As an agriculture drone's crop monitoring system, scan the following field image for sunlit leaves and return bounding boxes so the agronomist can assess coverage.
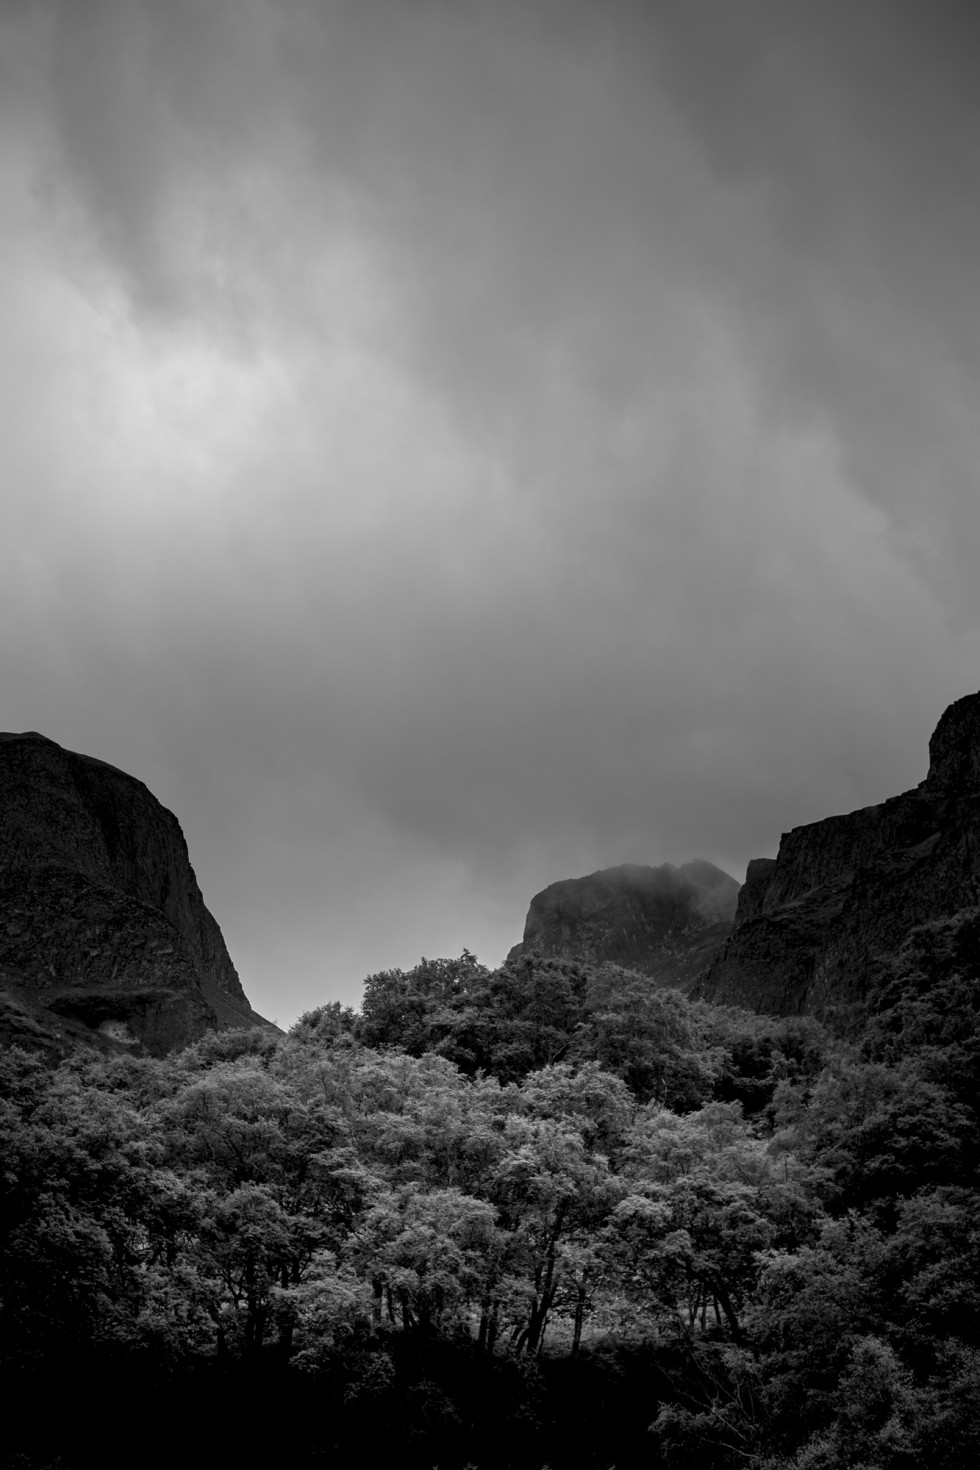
[4,925,980,1470]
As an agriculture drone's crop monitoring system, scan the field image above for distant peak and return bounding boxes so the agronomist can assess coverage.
[514,857,739,987]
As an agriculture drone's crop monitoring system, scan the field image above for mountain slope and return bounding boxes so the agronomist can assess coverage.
[0,731,273,1055]
[700,692,980,1024]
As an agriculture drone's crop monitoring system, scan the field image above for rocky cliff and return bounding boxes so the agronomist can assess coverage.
[700,692,980,1024]
[0,731,272,1055]
[510,859,741,986]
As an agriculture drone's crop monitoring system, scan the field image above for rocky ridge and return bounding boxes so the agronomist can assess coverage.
[0,731,272,1055]
[510,859,741,986]
[700,692,980,1024]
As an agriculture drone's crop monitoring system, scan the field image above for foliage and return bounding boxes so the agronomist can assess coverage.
[3,932,980,1468]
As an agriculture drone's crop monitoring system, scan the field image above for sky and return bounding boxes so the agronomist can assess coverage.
[3,0,980,1027]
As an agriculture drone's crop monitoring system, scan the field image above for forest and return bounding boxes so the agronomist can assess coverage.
[3,912,980,1470]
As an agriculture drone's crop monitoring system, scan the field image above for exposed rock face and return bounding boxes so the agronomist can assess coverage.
[510,859,741,987]
[700,692,980,1024]
[0,731,272,1055]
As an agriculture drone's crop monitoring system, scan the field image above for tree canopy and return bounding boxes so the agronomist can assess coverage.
[3,931,980,1468]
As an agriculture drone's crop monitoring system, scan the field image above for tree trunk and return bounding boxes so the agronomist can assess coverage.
[713,1283,742,1344]
[525,1284,557,1357]
[478,1302,499,1354]
[571,1281,586,1358]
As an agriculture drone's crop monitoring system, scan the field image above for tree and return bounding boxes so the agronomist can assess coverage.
[346,1184,500,1338]
[884,1186,980,1349]
[357,953,490,1055]
[790,1058,976,1210]
[518,1061,634,1158]
[577,965,714,1108]
[487,1114,623,1355]
[747,1214,887,1448]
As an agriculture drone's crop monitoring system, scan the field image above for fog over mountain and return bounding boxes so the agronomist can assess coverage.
[2,0,980,1025]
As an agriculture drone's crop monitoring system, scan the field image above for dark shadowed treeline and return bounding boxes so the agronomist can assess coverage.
[3,921,980,1469]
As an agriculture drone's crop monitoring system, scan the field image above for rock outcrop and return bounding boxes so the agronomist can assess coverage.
[0,731,272,1056]
[700,692,980,1024]
[510,859,741,987]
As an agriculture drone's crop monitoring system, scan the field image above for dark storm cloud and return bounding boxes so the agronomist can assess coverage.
[1,0,978,1020]
[638,0,980,589]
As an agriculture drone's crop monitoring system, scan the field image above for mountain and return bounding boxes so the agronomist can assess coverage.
[699,691,980,1025]
[0,731,273,1056]
[509,859,741,986]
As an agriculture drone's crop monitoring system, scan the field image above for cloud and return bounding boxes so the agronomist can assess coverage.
[1,1,978,1018]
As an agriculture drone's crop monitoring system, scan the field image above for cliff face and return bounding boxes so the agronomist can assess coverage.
[511,859,740,987]
[700,692,980,1023]
[0,731,272,1055]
